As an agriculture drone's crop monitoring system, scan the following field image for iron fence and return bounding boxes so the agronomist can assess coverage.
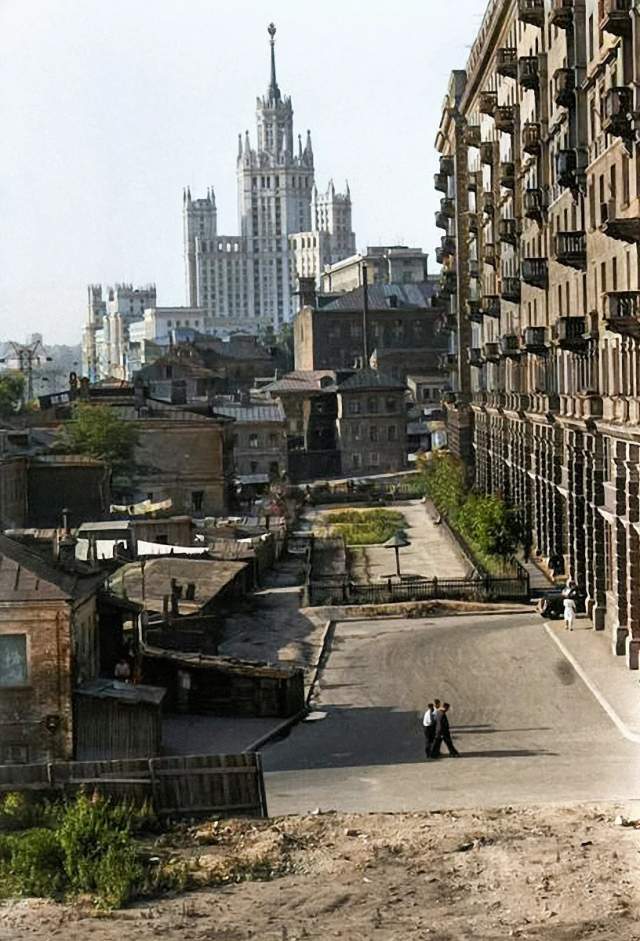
[307,572,529,607]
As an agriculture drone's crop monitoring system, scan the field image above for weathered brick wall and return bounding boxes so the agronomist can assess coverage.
[0,458,27,529]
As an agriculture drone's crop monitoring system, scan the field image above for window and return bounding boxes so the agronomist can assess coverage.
[353,423,361,441]
[386,397,397,413]
[268,433,279,447]
[0,634,28,687]
[388,425,397,442]
[369,452,379,466]
[348,400,361,415]
[249,433,259,448]
[367,396,379,413]
[269,461,279,477]
[369,425,378,442]
[1,744,29,764]
[191,490,204,512]
[352,454,361,470]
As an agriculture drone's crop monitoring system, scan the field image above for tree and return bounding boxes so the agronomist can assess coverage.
[57,403,138,470]
[0,372,25,418]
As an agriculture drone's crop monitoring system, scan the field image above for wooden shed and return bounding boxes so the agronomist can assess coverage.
[74,679,166,760]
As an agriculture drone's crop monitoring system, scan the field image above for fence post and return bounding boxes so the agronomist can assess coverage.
[255,752,269,818]
[148,758,159,812]
[46,762,55,790]
[433,575,438,598]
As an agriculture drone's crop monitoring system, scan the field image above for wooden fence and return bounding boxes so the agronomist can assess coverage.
[0,752,267,818]
[307,572,530,607]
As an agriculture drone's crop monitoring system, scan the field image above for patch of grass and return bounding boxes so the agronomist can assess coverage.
[318,509,407,546]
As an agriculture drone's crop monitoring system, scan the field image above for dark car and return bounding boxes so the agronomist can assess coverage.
[536,585,584,619]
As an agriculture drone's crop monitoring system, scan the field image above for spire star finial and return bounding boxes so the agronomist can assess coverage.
[268,22,276,41]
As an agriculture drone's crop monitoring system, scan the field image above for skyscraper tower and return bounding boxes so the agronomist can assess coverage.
[184,24,345,333]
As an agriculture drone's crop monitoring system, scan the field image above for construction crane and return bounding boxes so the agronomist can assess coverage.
[0,338,52,402]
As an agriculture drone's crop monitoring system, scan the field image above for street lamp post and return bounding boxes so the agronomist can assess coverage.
[383,530,411,580]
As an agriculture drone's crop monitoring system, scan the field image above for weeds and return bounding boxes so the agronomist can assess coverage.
[319,509,406,545]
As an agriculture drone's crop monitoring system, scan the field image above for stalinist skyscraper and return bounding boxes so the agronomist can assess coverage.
[183,24,355,332]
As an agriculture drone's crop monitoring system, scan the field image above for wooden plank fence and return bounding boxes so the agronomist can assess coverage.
[0,752,267,818]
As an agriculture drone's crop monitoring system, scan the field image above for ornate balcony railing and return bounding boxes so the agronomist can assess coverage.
[496,47,518,79]
[440,197,455,218]
[434,172,448,193]
[483,243,498,268]
[602,87,633,139]
[519,0,545,27]
[467,301,483,323]
[600,0,632,37]
[501,278,521,303]
[604,291,640,336]
[440,155,454,176]
[524,187,545,219]
[468,348,484,368]
[465,124,481,148]
[550,0,574,29]
[482,191,495,216]
[523,326,548,354]
[435,211,449,230]
[467,170,481,193]
[441,235,456,257]
[480,141,495,165]
[499,161,515,189]
[554,68,575,109]
[469,258,480,279]
[522,258,548,288]
[483,294,502,317]
[499,335,521,358]
[494,106,516,134]
[483,342,500,363]
[554,316,587,351]
[556,149,577,188]
[467,211,479,235]
[522,122,542,155]
[519,56,539,91]
[479,90,498,115]
[499,218,518,245]
[554,231,586,269]
[600,204,640,243]
[439,270,457,296]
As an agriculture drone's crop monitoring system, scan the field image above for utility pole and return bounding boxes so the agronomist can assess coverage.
[3,339,50,402]
[362,262,369,367]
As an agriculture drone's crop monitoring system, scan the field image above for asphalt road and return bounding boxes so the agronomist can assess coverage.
[263,614,640,814]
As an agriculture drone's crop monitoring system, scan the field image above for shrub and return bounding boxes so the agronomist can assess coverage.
[320,509,406,545]
[0,829,66,899]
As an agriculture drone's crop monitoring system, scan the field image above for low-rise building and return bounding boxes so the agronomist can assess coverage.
[211,398,288,484]
[321,246,430,293]
[336,370,407,476]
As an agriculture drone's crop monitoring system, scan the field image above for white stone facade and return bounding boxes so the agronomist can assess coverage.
[82,283,156,381]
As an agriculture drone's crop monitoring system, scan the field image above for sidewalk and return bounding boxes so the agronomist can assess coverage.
[545,619,640,742]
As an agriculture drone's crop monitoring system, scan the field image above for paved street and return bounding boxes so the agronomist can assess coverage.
[263,613,640,813]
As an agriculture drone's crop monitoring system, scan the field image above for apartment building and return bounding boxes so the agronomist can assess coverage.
[435,0,640,667]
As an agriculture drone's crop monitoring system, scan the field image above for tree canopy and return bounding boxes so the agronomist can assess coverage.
[57,403,138,469]
[0,372,25,418]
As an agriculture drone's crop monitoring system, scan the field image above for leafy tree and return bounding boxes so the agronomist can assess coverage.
[0,372,25,418]
[457,494,523,558]
[421,451,467,517]
[57,403,138,470]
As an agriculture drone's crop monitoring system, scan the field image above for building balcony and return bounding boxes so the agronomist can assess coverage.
[467,170,481,193]
[440,196,455,218]
[604,291,640,336]
[481,191,495,216]
[483,342,501,363]
[522,258,548,288]
[556,149,577,188]
[435,247,446,265]
[554,231,586,269]
[522,326,548,354]
[499,161,515,189]
[519,56,539,91]
[494,106,516,134]
[440,155,454,176]
[498,217,518,245]
[600,205,640,243]
[554,316,587,351]
[469,258,480,279]
[554,68,575,108]
[467,211,479,235]
[519,0,545,27]
[439,270,457,296]
[439,311,458,332]
[434,172,448,193]
[468,348,484,368]
[435,211,449,230]
[501,278,521,303]
[524,187,545,220]
[430,293,443,309]
[601,0,632,37]
[467,300,483,323]
[602,87,633,139]
[438,352,458,371]
[483,243,498,268]
[480,141,495,165]
[522,122,542,155]
[496,47,518,79]
[506,392,531,412]
[550,0,574,28]
[479,90,498,115]
[499,334,521,358]
[483,294,502,317]
[465,124,481,148]
[441,235,456,256]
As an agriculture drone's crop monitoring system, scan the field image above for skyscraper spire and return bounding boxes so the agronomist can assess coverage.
[267,23,281,103]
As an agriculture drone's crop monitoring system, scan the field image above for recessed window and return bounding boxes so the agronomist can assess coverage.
[0,634,28,687]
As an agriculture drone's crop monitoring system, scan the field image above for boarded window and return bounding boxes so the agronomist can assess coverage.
[0,634,28,687]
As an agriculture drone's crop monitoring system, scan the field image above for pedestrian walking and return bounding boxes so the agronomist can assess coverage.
[431,702,460,758]
[563,594,576,631]
[422,698,440,758]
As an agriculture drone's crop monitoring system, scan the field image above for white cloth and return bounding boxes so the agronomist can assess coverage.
[563,598,576,620]
[423,709,435,727]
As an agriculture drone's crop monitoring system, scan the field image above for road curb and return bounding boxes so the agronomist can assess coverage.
[244,619,334,753]
[544,623,640,744]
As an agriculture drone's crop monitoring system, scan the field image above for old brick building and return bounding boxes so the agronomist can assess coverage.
[435,0,640,666]
[293,281,447,381]
[336,370,407,476]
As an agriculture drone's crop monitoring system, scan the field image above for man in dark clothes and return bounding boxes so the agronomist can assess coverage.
[422,698,440,758]
[431,702,460,758]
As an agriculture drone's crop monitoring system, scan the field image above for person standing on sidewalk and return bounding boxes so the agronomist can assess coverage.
[563,594,577,631]
[431,703,460,758]
[422,698,440,758]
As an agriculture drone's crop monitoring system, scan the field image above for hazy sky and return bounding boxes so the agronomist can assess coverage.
[0,0,486,344]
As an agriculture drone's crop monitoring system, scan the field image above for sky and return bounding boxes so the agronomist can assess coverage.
[0,0,487,345]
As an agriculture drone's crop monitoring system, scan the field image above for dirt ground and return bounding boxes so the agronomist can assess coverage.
[2,804,640,940]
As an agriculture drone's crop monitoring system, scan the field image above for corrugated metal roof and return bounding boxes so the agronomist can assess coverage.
[321,281,436,312]
[211,402,285,423]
